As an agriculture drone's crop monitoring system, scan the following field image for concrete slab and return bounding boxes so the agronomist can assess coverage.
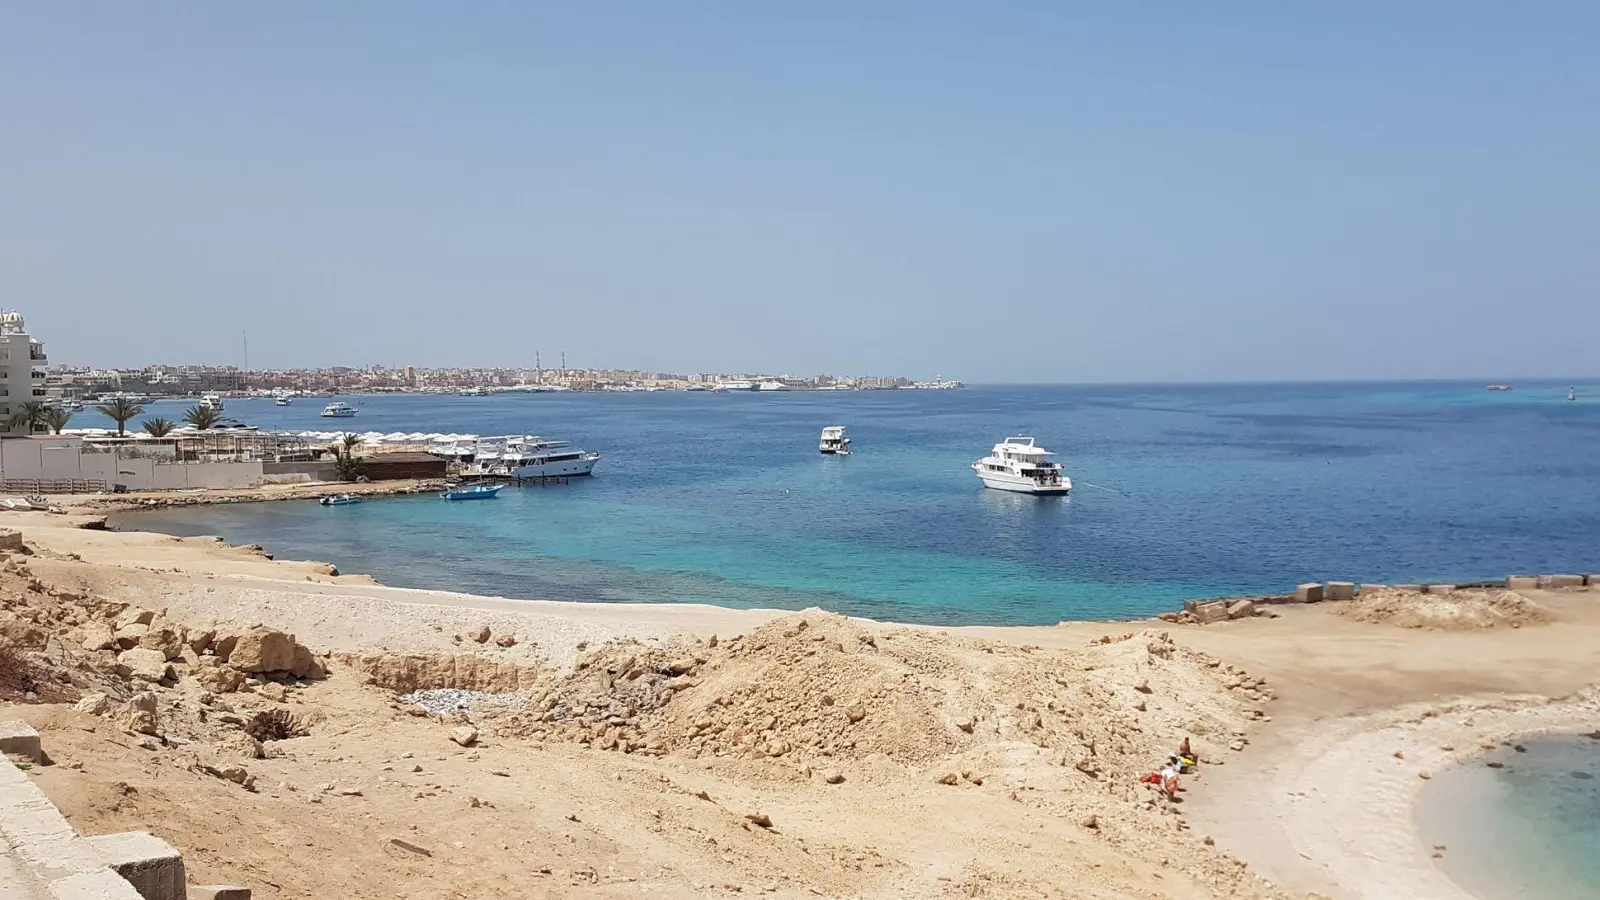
[1587,575,1600,587]
[1392,584,1422,592]
[1325,581,1355,602]
[1544,574,1584,589]
[0,757,141,899]
[84,834,183,900]
[1194,601,1230,624]
[1425,584,1456,594]
[1295,583,1324,603]
[1506,575,1540,590]
[1359,584,1387,594]
[0,721,42,764]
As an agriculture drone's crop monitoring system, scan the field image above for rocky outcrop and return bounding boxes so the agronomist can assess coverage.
[333,652,546,694]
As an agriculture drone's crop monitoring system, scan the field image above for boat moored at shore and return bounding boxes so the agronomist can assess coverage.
[441,483,503,501]
[972,436,1071,495]
[463,435,601,479]
[319,493,361,506]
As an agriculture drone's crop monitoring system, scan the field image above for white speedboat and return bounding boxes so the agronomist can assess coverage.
[464,435,600,479]
[200,393,225,411]
[320,401,358,418]
[972,436,1071,495]
[819,425,851,455]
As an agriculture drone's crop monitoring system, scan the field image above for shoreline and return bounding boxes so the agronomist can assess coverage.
[8,505,1600,898]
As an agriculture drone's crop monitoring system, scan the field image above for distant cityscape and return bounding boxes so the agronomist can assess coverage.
[45,363,961,399]
[9,311,959,415]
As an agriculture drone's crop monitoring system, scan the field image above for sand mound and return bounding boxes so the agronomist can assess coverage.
[1337,587,1553,630]
[484,610,1264,783]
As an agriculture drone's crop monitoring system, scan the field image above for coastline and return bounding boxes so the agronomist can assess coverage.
[6,503,1600,898]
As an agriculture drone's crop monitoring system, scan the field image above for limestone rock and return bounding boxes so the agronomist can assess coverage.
[123,709,159,736]
[495,635,518,648]
[138,625,186,661]
[113,623,149,650]
[127,691,158,714]
[193,657,244,693]
[213,733,264,760]
[450,726,479,747]
[228,627,297,673]
[115,608,154,628]
[257,682,287,703]
[74,692,111,715]
[116,648,174,683]
[469,625,491,644]
[820,768,844,784]
[187,628,217,654]
[1226,600,1256,619]
[289,643,325,679]
[81,624,116,652]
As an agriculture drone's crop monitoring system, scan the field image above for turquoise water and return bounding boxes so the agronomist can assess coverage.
[1416,735,1600,898]
[109,381,1600,624]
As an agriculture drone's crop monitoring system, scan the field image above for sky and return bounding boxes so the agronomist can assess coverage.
[2,3,1597,382]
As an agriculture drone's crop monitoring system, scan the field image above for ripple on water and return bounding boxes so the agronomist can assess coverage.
[1415,734,1600,899]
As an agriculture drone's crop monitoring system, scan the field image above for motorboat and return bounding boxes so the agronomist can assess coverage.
[441,483,503,501]
[321,401,359,418]
[1570,387,1578,402]
[464,435,600,479]
[758,381,789,391]
[1486,385,1513,392]
[199,393,225,411]
[971,436,1071,495]
[319,493,361,506]
[819,425,851,455]
[275,393,292,406]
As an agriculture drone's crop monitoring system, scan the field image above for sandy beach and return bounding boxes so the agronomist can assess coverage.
[3,506,1599,898]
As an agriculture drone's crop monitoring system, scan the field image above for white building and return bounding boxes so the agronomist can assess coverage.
[0,311,49,436]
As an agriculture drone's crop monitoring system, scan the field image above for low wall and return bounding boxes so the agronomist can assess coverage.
[0,441,264,492]
[261,461,336,484]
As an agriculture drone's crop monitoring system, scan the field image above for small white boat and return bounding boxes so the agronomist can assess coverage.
[441,483,503,501]
[972,436,1071,495]
[275,395,292,406]
[200,393,225,411]
[319,493,361,506]
[819,425,851,455]
[321,401,359,418]
[1569,387,1578,402]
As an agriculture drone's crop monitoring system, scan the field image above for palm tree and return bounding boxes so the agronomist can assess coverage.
[7,401,49,435]
[183,404,222,430]
[333,432,364,482]
[143,417,176,438]
[95,398,145,437]
[41,408,72,434]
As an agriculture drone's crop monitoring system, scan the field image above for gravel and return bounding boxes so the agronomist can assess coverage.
[401,689,531,717]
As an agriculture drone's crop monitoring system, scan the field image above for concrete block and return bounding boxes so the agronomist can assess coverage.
[1392,584,1422,592]
[1359,584,1387,594]
[1587,575,1600,587]
[0,529,22,553]
[1294,583,1323,603]
[0,721,41,764]
[1325,581,1356,602]
[189,888,250,900]
[1506,575,1540,591]
[1426,584,1456,594]
[1194,601,1230,624]
[1545,574,1584,589]
[1226,599,1256,619]
[86,833,184,900]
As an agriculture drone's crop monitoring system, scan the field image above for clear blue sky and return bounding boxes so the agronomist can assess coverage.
[3,3,1596,381]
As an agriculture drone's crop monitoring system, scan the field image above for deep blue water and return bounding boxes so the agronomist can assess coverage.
[106,381,1600,625]
[1417,735,1600,898]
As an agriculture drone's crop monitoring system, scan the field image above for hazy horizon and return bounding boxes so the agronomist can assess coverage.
[5,4,1598,381]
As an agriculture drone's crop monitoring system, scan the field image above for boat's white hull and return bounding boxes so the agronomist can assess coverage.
[321,411,357,418]
[974,469,1071,495]
[509,455,600,479]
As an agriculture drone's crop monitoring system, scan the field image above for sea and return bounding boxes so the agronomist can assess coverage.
[102,380,1600,626]
[1415,734,1600,898]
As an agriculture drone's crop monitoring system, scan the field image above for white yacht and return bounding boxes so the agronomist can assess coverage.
[713,380,758,392]
[464,435,600,479]
[971,436,1071,495]
[757,380,789,391]
[199,393,225,411]
[275,396,292,406]
[819,425,851,455]
[320,401,359,418]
